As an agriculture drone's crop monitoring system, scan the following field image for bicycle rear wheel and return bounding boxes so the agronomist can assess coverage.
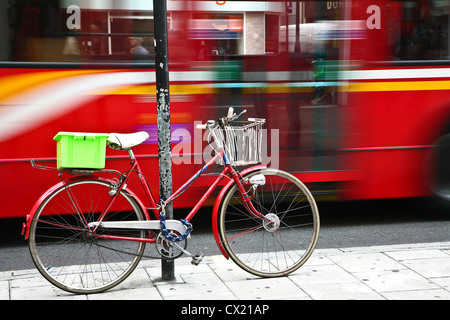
[218,168,319,277]
[28,179,147,294]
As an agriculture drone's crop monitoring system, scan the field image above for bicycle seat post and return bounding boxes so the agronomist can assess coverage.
[128,148,136,160]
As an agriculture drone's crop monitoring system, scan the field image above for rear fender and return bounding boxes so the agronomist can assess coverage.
[211,165,267,259]
[22,175,149,239]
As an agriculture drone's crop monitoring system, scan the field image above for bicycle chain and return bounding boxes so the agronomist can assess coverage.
[90,239,179,260]
[87,201,193,259]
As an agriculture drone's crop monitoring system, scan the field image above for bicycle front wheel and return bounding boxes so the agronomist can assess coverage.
[218,168,319,277]
[28,179,147,294]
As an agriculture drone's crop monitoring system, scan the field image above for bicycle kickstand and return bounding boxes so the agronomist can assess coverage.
[171,242,204,266]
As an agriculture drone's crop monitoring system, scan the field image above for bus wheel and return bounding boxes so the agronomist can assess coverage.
[425,133,450,213]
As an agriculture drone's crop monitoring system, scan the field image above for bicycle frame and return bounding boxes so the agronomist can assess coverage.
[96,146,267,231]
[23,145,268,260]
[87,149,230,241]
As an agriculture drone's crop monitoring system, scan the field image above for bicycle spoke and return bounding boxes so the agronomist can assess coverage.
[219,169,319,277]
[29,179,146,294]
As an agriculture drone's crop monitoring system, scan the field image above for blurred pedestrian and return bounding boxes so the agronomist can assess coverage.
[129,37,149,55]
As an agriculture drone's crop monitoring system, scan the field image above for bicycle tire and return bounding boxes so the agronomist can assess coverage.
[218,168,319,277]
[28,179,147,294]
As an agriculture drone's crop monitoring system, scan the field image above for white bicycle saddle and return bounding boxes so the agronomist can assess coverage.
[107,131,149,150]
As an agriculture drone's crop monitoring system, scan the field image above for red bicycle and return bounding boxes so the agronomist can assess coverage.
[22,108,319,294]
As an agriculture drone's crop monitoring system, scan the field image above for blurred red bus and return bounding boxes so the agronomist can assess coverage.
[0,0,449,219]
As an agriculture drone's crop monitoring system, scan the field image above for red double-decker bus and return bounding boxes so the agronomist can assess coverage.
[0,0,449,219]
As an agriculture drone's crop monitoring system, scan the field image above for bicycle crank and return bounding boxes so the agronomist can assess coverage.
[156,231,204,265]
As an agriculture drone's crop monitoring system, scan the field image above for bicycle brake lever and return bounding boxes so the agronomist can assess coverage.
[220,109,247,126]
[234,109,247,119]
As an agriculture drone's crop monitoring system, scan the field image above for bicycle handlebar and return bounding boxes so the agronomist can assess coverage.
[196,107,248,130]
[227,107,234,118]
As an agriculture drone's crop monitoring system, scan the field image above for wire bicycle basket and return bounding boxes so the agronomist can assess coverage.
[212,118,265,166]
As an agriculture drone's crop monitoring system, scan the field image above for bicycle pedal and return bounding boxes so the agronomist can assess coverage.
[191,254,204,266]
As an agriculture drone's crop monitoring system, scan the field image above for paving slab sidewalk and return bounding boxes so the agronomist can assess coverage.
[1,242,449,301]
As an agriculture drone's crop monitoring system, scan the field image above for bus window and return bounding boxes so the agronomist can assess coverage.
[395,0,449,60]
[1,0,155,63]
[109,14,154,57]
[189,12,243,62]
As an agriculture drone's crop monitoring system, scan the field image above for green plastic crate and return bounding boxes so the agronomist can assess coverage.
[54,132,109,169]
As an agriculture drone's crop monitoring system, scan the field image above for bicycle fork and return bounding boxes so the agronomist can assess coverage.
[230,170,271,223]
